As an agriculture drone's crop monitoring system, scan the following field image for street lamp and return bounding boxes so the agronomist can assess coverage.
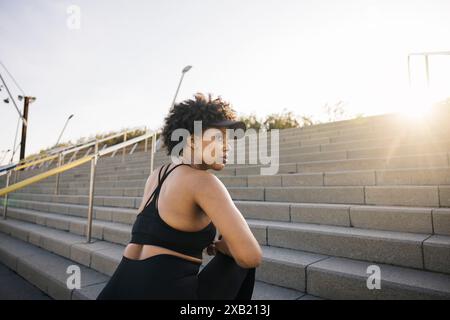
[169,65,192,112]
[0,74,27,126]
[155,65,193,151]
[55,114,74,147]
[17,96,36,164]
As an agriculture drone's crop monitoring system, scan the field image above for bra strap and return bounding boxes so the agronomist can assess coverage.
[153,163,191,208]
[142,163,190,210]
[162,163,191,180]
[142,164,169,210]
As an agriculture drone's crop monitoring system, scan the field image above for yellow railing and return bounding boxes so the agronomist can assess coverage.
[0,129,158,243]
[1,126,151,188]
[0,156,93,197]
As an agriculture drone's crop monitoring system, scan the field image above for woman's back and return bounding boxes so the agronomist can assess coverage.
[126,163,217,263]
[152,163,215,232]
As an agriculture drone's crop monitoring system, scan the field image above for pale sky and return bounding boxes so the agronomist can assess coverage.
[1,0,450,164]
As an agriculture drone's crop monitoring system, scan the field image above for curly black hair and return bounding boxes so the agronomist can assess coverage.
[161,92,238,155]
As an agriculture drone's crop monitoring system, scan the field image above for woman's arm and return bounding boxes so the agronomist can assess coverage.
[192,171,262,268]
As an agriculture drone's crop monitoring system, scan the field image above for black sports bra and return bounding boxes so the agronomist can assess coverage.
[130,163,217,259]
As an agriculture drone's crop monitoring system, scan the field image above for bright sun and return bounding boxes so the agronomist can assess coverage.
[398,89,435,121]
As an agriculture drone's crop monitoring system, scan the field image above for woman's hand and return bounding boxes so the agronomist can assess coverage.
[206,243,217,256]
[206,235,232,257]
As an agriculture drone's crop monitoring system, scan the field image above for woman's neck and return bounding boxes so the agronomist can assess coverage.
[178,154,209,170]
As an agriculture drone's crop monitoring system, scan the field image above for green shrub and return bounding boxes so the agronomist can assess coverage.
[264,110,300,130]
[238,114,263,130]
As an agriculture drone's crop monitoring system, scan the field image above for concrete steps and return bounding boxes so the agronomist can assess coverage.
[12,167,450,192]
[0,221,309,300]
[3,205,450,274]
[4,196,450,233]
[4,198,450,235]
[6,178,450,207]
[0,232,108,300]
[1,109,450,299]
[9,151,450,188]
[6,130,450,182]
[0,217,448,299]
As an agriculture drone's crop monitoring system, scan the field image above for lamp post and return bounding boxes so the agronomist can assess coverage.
[17,96,36,165]
[55,114,74,147]
[0,73,27,126]
[170,65,192,112]
[155,65,192,151]
[0,65,32,168]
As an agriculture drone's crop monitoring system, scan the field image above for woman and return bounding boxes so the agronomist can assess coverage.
[97,93,262,300]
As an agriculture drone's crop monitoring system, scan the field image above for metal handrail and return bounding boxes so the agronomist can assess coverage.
[6,126,146,173]
[61,126,145,157]
[0,132,156,196]
[14,154,59,171]
[1,129,158,243]
[3,126,147,187]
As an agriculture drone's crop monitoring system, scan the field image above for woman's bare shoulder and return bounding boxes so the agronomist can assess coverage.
[143,164,168,190]
[184,167,221,185]
[184,169,230,201]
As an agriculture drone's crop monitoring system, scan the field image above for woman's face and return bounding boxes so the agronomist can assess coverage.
[187,127,231,171]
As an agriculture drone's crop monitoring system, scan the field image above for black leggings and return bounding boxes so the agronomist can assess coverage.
[96,251,256,300]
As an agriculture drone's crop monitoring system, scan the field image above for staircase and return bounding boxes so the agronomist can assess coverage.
[1,107,450,300]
